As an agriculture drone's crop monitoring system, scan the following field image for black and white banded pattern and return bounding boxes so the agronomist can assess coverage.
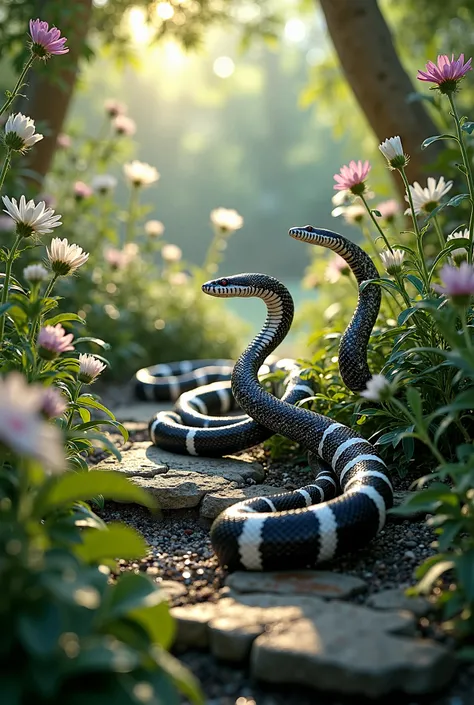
[203,263,391,571]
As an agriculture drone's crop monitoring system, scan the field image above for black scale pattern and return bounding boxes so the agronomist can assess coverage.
[203,227,393,571]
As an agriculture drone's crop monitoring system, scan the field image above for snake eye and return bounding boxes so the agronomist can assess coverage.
[219,278,229,286]
[305,225,314,232]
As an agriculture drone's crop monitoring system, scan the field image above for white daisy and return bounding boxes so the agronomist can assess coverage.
[4,113,43,152]
[360,374,395,402]
[91,174,117,194]
[162,244,182,262]
[378,136,409,169]
[210,208,244,232]
[47,238,89,276]
[123,160,160,187]
[2,195,62,237]
[405,176,453,215]
[23,263,49,283]
[380,249,405,276]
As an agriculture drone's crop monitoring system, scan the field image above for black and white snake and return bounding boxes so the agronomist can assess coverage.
[135,226,392,570]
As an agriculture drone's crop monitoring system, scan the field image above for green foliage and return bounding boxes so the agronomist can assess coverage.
[0,459,202,705]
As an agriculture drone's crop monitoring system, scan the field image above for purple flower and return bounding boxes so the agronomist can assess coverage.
[433,262,474,305]
[334,160,371,195]
[29,19,69,59]
[417,54,472,92]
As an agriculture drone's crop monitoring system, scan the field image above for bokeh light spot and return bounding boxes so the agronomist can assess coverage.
[213,56,235,79]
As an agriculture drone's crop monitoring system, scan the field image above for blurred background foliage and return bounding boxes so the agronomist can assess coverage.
[2,0,474,373]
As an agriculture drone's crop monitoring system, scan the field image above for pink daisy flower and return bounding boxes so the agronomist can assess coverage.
[38,324,74,359]
[334,160,371,195]
[417,54,472,92]
[433,262,474,305]
[29,19,69,59]
[74,181,93,200]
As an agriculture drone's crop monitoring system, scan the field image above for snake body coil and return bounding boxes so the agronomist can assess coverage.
[201,227,391,571]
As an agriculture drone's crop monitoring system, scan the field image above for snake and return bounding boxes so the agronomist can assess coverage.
[199,226,391,570]
[135,350,315,457]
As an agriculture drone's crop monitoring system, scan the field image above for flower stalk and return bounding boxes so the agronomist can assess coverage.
[0,56,35,116]
[0,233,22,342]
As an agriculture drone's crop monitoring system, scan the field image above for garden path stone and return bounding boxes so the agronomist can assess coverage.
[367,588,431,617]
[171,594,455,697]
[225,570,367,599]
[95,443,264,509]
[200,485,286,520]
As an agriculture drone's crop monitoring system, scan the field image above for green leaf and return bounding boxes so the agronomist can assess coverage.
[44,313,85,326]
[406,387,424,425]
[445,193,470,207]
[417,559,455,594]
[18,601,62,656]
[153,646,204,704]
[77,395,118,421]
[455,550,474,601]
[0,302,13,317]
[34,470,158,517]
[74,336,111,349]
[421,134,456,149]
[75,523,148,563]
[398,307,418,326]
[405,275,424,294]
[461,121,474,134]
[106,572,164,620]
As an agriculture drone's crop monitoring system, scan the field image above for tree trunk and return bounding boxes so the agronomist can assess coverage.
[318,0,441,195]
[22,0,93,191]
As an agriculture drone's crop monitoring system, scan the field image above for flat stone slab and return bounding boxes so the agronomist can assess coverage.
[200,485,286,520]
[225,570,367,600]
[171,594,455,697]
[95,443,264,509]
[367,588,431,617]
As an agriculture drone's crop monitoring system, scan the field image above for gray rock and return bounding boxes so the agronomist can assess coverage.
[145,444,264,484]
[158,580,188,600]
[171,594,455,696]
[367,588,431,617]
[131,471,235,509]
[95,443,265,509]
[201,485,286,520]
[225,570,367,600]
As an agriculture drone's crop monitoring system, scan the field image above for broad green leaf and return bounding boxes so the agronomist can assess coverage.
[77,395,118,421]
[130,598,175,650]
[74,523,148,563]
[34,470,157,516]
[44,313,85,326]
[153,646,204,704]
[455,550,474,602]
[421,134,456,149]
[105,572,164,620]
[406,387,423,424]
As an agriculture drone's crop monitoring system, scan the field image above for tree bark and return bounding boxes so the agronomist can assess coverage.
[22,0,93,191]
[318,0,441,195]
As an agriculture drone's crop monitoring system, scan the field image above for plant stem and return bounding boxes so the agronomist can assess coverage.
[433,216,446,251]
[0,149,12,192]
[0,56,35,116]
[30,274,59,343]
[0,232,22,342]
[447,93,474,264]
[359,193,394,252]
[66,383,82,430]
[398,167,430,292]
[460,306,473,353]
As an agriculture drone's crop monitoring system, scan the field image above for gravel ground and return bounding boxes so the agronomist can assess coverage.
[98,432,474,705]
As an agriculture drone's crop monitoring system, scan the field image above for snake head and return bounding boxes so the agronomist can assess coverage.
[289,225,342,244]
[202,273,286,298]
[202,274,257,298]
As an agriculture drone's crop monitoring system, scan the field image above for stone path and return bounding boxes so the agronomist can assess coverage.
[171,574,454,698]
[98,400,457,699]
